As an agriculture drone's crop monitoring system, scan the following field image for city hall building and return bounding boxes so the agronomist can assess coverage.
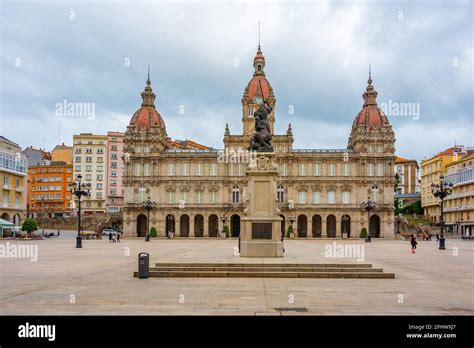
[122,46,396,238]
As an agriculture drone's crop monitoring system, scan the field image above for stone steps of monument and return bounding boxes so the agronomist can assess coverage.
[134,270,395,279]
[149,266,383,272]
[153,262,373,268]
[133,262,395,278]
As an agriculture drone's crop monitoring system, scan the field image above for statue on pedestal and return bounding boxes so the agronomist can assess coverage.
[248,100,273,152]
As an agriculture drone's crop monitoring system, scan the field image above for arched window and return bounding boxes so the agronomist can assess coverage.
[277,185,284,203]
[232,185,240,203]
[139,185,146,203]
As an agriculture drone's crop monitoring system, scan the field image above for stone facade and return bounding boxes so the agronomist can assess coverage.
[123,47,396,238]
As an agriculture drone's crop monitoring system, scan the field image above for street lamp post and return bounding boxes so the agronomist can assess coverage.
[395,214,402,237]
[288,214,296,238]
[431,175,453,250]
[341,215,350,238]
[142,197,156,242]
[71,174,91,248]
[220,213,227,238]
[361,197,376,242]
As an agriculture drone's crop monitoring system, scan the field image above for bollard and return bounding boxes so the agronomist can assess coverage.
[138,252,149,279]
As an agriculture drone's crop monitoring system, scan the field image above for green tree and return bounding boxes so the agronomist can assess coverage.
[223,225,230,238]
[149,227,157,237]
[21,218,37,236]
[360,227,367,238]
[287,224,293,238]
[402,201,423,215]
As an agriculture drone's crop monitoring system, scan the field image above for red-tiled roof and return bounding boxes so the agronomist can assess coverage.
[247,76,271,100]
[130,106,166,130]
[355,105,387,130]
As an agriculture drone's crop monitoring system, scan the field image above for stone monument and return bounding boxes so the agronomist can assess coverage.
[240,97,283,257]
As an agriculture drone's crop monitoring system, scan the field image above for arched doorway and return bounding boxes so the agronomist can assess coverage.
[341,215,351,237]
[13,214,21,226]
[326,215,336,238]
[297,215,307,238]
[280,214,286,238]
[180,214,190,237]
[370,215,381,238]
[166,214,175,237]
[194,214,204,237]
[230,214,240,237]
[1,213,10,221]
[208,214,219,237]
[137,214,147,237]
[312,215,322,238]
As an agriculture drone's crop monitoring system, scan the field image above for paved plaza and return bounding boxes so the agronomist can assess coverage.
[0,231,473,315]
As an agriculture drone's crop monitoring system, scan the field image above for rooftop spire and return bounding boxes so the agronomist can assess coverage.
[141,65,156,107]
[147,64,151,85]
[253,23,265,76]
[258,22,261,51]
[363,65,377,106]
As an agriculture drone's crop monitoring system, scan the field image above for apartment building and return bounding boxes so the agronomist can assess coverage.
[106,132,124,213]
[0,136,27,226]
[28,161,74,218]
[73,133,108,215]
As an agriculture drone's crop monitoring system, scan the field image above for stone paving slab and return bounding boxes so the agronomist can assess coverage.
[0,231,473,315]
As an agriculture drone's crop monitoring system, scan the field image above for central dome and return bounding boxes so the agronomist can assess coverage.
[246,76,271,100]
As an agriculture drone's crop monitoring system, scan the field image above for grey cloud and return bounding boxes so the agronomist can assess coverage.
[0,0,472,161]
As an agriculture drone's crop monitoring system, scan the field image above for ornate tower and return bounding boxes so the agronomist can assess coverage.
[348,70,395,155]
[124,71,169,158]
[241,45,276,138]
[122,71,169,237]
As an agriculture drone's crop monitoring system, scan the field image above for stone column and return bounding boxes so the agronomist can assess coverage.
[307,216,313,238]
[321,214,327,238]
[175,216,181,237]
[189,215,195,237]
[218,219,224,237]
[336,216,342,238]
[203,215,209,237]
[159,218,166,237]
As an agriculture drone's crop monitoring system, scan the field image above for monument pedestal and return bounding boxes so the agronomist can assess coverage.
[240,152,283,258]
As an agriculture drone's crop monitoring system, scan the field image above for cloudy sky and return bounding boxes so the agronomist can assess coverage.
[0,0,472,163]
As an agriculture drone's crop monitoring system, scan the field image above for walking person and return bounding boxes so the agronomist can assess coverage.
[109,231,113,243]
[410,234,417,254]
[436,233,439,242]
[116,232,121,242]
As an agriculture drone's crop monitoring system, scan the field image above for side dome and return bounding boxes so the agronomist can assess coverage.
[130,106,166,130]
[352,74,389,131]
[129,75,166,130]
